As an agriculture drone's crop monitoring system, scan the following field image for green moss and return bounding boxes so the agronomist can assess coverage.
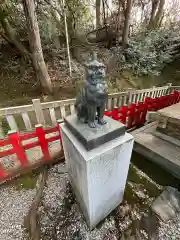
[1,116,10,135]
[1,114,26,135]
[127,164,161,198]
[124,183,140,205]
[14,173,38,190]
[127,164,141,183]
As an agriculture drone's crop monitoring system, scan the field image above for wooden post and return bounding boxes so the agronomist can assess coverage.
[21,112,32,130]
[70,104,75,114]
[152,86,156,98]
[6,115,18,131]
[127,88,134,105]
[0,119,4,139]
[35,124,50,161]
[32,99,45,126]
[8,130,28,167]
[57,120,63,148]
[119,106,128,125]
[127,104,135,129]
[111,107,119,120]
[0,163,7,179]
[166,83,172,95]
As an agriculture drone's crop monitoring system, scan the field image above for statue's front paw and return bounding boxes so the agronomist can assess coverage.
[88,121,96,128]
[98,118,107,125]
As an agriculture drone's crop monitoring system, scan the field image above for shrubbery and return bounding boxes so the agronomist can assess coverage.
[111,29,179,76]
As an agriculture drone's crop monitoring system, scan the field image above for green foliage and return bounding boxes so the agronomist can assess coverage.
[0,0,27,38]
[60,0,93,35]
[112,29,179,76]
[0,8,8,21]
[39,16,55,43]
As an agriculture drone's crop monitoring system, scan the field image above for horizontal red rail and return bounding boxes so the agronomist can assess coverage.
[46,135,60,143]
[0,139,10,147]
[44,127,58,134]
[23,141,40,150]
[20,132,37,141]
[0,148,15,157]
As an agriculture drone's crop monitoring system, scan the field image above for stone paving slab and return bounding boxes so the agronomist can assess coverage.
[131,122,180,179]
[157,103,180,140]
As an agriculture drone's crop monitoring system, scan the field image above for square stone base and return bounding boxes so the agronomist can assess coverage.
[60,123,134,229]
[64,115,126,150]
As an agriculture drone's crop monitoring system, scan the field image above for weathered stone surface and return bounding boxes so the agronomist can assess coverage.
[60,122,134,229]
[151,186,180,222]
[132,122,180,179]
[64,115,126,150]
[157,103,180,141]
[154,131,180,148]
[146,111,159,123]
[157,120,180,141]
[158,102,180,119]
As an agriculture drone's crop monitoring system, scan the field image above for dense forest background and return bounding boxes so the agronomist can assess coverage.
[0,0,180,106]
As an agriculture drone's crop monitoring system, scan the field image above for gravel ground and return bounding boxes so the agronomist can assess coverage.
[0,163,180,240]
[0,185,36,240]
[40,164,120,240]
[158,214,180,240]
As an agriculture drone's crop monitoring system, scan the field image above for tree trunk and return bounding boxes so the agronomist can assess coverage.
[148,0,159,28]
[0,5,30,60]
[158,13,164,28]
[148,0,165,29]
[1,19,30,58]
[96,0,101,28]
[48,0,61,29]
[23,0,53,95]
[122,0,132,47]
[153,0,165,28]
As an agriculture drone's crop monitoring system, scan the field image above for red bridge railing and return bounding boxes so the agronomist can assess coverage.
[105,90,180,129]
[0,90,180,182]
[0,123,62,181]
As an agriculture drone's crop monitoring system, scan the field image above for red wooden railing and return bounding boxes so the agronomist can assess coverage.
[0,123,62,181]
[0,90,180,182]
[105,90,180,129]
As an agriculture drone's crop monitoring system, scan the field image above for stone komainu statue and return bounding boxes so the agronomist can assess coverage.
[75,55,108,128]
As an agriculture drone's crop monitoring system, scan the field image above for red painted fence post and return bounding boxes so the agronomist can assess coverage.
[119,106,128,125]
[127,104,136,129]
[112,107,119,120]
[8,130,28,167]
[35,124,51,161]
[0,162,8,179]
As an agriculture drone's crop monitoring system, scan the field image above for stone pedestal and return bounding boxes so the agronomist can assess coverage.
[60,115,134,229]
